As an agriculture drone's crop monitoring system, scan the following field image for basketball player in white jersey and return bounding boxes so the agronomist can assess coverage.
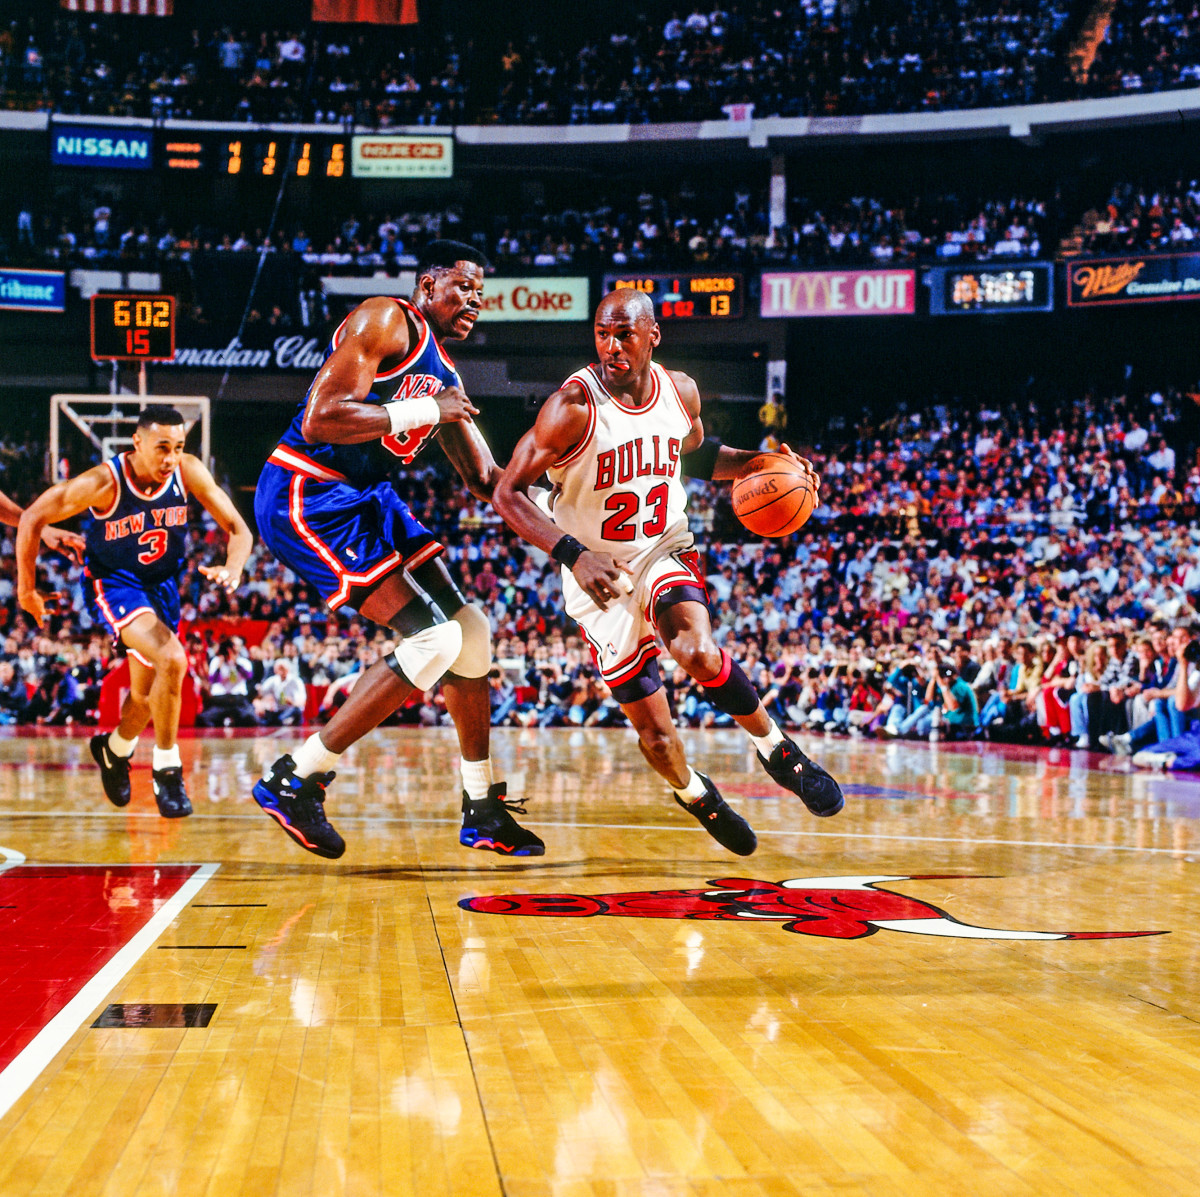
[493,289,843,855]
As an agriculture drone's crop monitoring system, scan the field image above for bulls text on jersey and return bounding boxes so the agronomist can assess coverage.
[595,436,682,489]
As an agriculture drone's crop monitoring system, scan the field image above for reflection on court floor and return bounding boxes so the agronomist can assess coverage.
[0,726,1197,1196]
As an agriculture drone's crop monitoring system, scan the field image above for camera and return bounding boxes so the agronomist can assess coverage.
[1184,640,1200,666]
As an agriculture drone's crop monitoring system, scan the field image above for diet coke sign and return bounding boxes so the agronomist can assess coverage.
[475,277,590,322]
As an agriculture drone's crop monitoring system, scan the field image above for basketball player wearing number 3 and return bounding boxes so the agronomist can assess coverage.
[17,405,253,819]
[494,289,843,856]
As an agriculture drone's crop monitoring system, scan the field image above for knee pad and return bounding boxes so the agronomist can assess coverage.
[447,604,492,678]
[389,621,463,691]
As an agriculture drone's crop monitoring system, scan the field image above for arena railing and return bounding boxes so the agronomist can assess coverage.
[4,86,1200,149]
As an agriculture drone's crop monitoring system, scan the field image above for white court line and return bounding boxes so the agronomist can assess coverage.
[0,861,219,1125]
[1,808,1193,857]
[0,844,25,877]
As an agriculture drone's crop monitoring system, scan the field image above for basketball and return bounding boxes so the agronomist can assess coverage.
[731,453,819,537]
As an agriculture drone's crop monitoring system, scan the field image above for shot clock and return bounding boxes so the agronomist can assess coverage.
[90,294,176,361]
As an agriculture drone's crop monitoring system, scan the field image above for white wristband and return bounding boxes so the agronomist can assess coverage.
[385,396,441,436]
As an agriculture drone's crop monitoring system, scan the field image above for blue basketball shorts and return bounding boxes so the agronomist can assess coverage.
[255,458,444,611]
[85,568,181,667]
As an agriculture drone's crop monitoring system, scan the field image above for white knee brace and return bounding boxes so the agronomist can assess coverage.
[391,621,463,691]
[448,604,492,678]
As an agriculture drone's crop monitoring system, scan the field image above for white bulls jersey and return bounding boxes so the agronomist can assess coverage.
[547,362,693,563]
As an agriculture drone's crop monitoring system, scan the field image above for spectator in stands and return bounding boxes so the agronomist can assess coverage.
[0,659,28,725]
[254,658,307,726]
[200,638,257,727]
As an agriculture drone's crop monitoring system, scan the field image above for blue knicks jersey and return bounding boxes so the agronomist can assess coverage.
[275,298,461,487]
[85,453,188,584]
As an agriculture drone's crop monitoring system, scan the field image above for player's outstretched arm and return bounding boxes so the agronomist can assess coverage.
[301,297,478,446]
[440,419,501,501]
[1,485,86,563]
[671,370,820,486]
[17,467,117,626]
[180,456,253,593]
[493,384,630,611]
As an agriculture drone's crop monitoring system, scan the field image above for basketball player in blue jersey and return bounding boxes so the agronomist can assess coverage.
[251,240,543,861]
[17,406,253,818]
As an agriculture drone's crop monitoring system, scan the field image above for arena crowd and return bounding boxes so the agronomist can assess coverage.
[3,0,1199,129]
[4,381,1200,768]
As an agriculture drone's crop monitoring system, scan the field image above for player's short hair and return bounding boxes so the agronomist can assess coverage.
[137,404,184,430]
[416,239,489,280]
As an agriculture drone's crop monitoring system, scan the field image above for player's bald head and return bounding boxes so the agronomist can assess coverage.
[596,288,656,327]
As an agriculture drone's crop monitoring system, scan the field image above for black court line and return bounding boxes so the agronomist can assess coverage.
[157,945,248,950]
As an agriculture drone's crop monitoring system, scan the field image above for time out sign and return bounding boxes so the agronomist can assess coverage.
[761,269,916,317]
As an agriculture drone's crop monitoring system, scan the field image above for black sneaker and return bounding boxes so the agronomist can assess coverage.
[675,773,757,856]
[90,733,131,807]
[758,737,844,817]
[460,783,545,856]
[152,766,193,819]
[253,754,344,859]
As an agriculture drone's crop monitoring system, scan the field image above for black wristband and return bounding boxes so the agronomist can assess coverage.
[680,436,722,480]
[551,535,586,569]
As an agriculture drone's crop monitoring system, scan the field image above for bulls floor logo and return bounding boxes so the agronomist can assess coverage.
[459,875,1164,941]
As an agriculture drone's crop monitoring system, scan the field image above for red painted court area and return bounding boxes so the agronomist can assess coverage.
[0,864,199,1071]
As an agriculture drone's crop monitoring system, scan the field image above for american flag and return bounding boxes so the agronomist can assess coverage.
[60,1,174,14]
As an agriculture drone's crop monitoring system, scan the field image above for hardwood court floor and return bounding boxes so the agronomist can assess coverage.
[0,726,1198,1197]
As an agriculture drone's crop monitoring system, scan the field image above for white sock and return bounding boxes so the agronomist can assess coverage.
[749,719,786,759]
[152,745,182,771]
[461,757,494,802]
[108,730,138,758]
[672,767,708,803]
[292,733,341,778]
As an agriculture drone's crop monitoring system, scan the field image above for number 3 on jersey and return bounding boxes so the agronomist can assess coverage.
[137,529,170,564]
[600,483,669,541]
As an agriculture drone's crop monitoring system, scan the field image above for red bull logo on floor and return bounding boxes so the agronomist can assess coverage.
[460,875,1165,941]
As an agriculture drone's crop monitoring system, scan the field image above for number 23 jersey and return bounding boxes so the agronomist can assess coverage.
[547,362,693,562]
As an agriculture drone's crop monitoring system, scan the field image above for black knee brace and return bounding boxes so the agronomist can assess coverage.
[409,559,467,619]
[699,650,760,717]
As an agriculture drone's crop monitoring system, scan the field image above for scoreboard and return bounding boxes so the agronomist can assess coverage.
[603,273,745,320]
[158,131,348,179]
[927,263,1054,314]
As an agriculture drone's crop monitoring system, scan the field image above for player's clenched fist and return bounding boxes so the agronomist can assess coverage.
[572,551,633,611]
[435,387,480,424]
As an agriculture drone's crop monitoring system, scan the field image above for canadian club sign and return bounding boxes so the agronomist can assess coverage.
[161,332,327,371]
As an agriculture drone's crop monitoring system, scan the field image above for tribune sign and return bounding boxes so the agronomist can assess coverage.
[0,268,66,313]
[350,135,453,178]
[1067,253,1200,307]
[760,269,916,317]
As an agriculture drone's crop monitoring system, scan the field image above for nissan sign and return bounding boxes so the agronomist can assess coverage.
[51,123,152,170]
